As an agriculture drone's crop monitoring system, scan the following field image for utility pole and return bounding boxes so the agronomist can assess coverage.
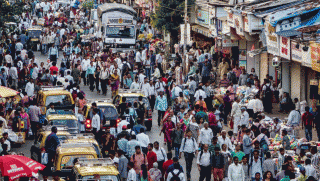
[183,0,188,75]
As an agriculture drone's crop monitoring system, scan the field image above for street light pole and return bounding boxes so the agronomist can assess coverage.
[183,0,188,75]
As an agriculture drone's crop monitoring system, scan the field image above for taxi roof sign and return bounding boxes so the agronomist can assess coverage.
[43,125,69,131]
[67,133,95,139]
[59,141,93,148]
[41,85,65,91]
[78,158,115,167]
[118,89,142,94]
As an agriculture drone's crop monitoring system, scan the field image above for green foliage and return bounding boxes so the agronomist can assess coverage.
[0,0,26,27]
[82,0,94,10]
[151,0,185,39]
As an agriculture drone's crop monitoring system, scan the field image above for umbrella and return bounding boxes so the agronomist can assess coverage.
[0,86,19,98]
[0,155,46,180]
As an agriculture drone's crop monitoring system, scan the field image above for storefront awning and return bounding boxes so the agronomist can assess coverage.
[275,30,302,37]
[192,25,210,37]
[248,47,267,57]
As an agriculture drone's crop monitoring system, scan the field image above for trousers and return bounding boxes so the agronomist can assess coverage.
[199,165,212,181]
[184,152,194,179]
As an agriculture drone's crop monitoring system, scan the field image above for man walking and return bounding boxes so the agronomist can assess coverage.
[197,144,212,181]
[302,106,314,142]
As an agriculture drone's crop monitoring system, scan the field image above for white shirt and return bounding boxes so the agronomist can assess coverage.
[180,137,198,153]
[149,85,156,96]
[247,99,255,110]
[217,136,234,151]
[76,113,85,132]
[25,82,35,97]
[240,111,249,127]
[138,73,146,84]
[135,51,141,63]
[171,86,182,97]
[141,83,150,97]
[81,59,90,71]
[32,67,39,79]
[141,49,147,62]
[253,99,264,113]
[156,54,163,63]
[136,133,150,148]
[117,120,129,134]
[287,110,301,126]
[152,68,161,78]
[250,158,262,178]
[199,128,213,145]
[130,82,141,90]
[155,81,165,92]
[127,168,137,181]
[166,169,185,181]
[8,67,18,79]
[196,150,211,166]
[194,89,207,101]
[4,55,13,64]
[231,102,241,118]
[153,147,167,161]
[4,140,10,152]
[305,164,317,179]
[92,114,101,131]
[228,163,245,181]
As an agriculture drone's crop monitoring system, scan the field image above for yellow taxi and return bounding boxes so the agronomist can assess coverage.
[46,114,79,134]
[30,126,71,163]
[54,142,100,177]
[113,90,152,130]
[70,158,119,181]
[37,86,74,113]
[83,99,119,132]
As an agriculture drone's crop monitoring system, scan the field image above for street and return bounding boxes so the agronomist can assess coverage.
[12,52,201,180]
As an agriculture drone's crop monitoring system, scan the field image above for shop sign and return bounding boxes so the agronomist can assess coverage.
[279,36,290,60]
[222,39,238,47]
[266,22,279,56]
[209,7,215,18]
[310,79,318,86]
[239,49,247,61]
[197,10,209,25]
[233,13,244,36]
[239,60,247,70]
[227,13,234,27]
[311,42,320,72]
[291,40,302,63]
[244,16,249,32]
[248,14,264,31]
[302,45,312,68]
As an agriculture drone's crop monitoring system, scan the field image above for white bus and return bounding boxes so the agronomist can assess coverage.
[97,3,137,52]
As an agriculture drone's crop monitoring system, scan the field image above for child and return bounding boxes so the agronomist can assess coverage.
[282,130,290,150]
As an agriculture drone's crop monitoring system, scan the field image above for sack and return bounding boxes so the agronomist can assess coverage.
[230,119,234,129]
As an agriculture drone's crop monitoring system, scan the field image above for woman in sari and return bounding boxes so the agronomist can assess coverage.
[110,69,120,98]
[20,107,30,138]
[160,116,175,150]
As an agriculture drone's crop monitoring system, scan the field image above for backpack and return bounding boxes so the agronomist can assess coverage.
[122,63,129,74]
[260,136,269,152]
[199,150,212,163]
[182,137,196,150]
[137,102,145,117]
[170,170,182,181]
[264,84,272,97]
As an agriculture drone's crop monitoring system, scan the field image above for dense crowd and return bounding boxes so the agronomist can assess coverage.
[1,0,320,181]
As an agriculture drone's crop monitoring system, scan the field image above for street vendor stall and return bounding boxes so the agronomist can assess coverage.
[0,87,24,144]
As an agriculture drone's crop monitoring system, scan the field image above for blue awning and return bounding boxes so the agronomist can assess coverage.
[275,30,302,37]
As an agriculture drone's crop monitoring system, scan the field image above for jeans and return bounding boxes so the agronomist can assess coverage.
[42,44,47,54]
[199,166,212,181]
[101,79,107,95]
[145,68,151,79]
[184,152,194,180]
[158,110,165,126]
[174,143,181,158]
[89,74,95,91]
[305,125,313,142]
[158,63,163,75]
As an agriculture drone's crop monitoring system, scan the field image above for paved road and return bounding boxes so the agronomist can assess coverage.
[12,51,201,180]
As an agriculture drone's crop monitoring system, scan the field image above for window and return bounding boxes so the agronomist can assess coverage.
[61,155,95,168]
[45,95,72,106]
[50,119,77,128]
[105,25,135,38]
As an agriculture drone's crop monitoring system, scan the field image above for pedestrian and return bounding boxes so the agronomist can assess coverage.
[160,116,175,151]
[118,150,129,181]
[136,129,150,155]
[197,144,212,181]
[155,91,168,126]
[179,130,198,181]
[146,143,157,171]
[130,146,148,180]
[153,141,167,173]
[228,156,245,181]
[171,122,184,158]
[44,127,60,167]
[149,162,162,181]
[302,106,314,142]
[127,162,137,181]
[110,69,120,98]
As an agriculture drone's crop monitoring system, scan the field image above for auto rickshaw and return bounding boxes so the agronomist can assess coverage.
[27,26,43,51]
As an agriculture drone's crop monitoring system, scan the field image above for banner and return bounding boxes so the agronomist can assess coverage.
[311,42,320,72]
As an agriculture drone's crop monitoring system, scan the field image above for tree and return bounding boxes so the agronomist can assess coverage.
[151,0,194,44]
[0,0,26,27]
[151,0,184,43]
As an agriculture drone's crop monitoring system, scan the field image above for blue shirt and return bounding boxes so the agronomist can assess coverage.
[117,138,128,153]
[198,54,205,63]
[86,66,96,77]
[132,124,146,135]
[155,95,168,111]
[44,133,60,152]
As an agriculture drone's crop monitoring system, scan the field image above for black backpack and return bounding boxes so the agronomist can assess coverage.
[264,84,272,97]
[170,170,182,181]
[137,102,145,116]
[122,63,130,74]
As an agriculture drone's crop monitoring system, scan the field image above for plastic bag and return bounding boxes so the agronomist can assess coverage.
[29,128,33,136]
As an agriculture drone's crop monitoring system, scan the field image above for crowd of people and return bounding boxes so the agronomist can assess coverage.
[1,0,320,181]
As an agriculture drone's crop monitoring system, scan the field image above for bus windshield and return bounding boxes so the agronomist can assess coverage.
[105,25,135,38]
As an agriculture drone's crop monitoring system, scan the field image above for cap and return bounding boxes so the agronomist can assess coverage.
[122,125,127,129]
